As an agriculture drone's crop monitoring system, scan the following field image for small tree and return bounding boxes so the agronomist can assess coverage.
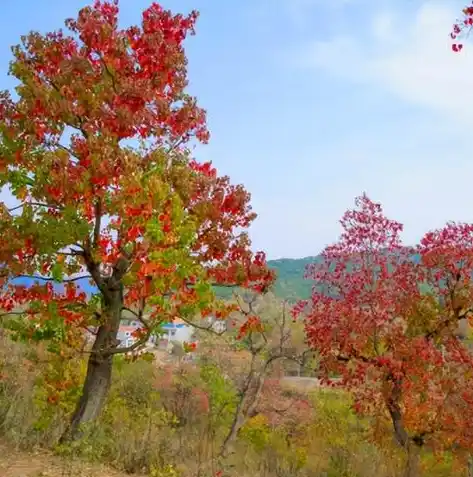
[0,1,274,440]
[297,194,473,477]
[196,292,310,459]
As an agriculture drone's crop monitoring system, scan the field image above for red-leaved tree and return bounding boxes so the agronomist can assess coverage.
[296,194,473,477]
[0,1,274,440]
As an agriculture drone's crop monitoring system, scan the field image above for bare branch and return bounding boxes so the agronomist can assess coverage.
[92,199,102,248]
[122,306,139,318]
[136,298,151,329]
[82,247,107,294]
[57,250,84,257]
[179,315,227,337]
[106,330,152,355]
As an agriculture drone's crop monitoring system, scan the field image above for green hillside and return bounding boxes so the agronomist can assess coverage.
[214,256,318,301]
[267,256,319,300]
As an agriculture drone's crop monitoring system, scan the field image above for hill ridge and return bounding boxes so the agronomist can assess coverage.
[8,255,316,301]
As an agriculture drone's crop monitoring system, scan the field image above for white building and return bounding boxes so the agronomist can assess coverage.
[160,318,194,344]
[85,317,196,350]
[206,315,227,334]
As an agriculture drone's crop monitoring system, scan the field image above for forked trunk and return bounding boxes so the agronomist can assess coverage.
[61,293,122,442]
[219,373,265,458]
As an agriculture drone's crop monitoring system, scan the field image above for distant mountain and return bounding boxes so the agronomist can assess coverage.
[213,256,318,301]
[9,256,318,302]
[266,251,425,301]
[266,257,318,301]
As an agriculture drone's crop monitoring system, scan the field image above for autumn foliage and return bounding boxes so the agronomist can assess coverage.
[297,195,473,469]
[0,0,274,438]
[451,3,473,51]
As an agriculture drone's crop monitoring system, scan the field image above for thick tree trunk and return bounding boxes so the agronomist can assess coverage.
[404,443,421,477]
[61,291,122,442]
[61,347,113,441]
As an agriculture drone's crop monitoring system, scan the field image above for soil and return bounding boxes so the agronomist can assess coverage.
[0,441,142,477]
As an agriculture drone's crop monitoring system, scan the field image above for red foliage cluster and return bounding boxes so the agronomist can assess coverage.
[256,379,313,431]
[154,364,209,419]
[236,315,264,340]
[451,4,473,51]
[0,0,275,349]
[0,281,88,329]
[183,341,197,352]
[298,194,473,453]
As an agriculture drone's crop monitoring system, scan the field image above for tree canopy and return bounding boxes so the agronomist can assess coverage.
[297,194,473,476]
[0,0,274,438]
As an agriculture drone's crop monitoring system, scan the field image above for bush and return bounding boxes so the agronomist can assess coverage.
[0,334,467,476]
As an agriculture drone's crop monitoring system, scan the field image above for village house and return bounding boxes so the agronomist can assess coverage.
[116,316,195,350]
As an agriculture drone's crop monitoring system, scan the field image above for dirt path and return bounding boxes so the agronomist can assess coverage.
[0,441,141,477]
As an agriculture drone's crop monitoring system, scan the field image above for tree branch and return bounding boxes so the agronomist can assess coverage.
[179,315,227,337]
[93,199,102,248]
[45,141,80,161]
[8,202,63,213]
[425,308,473,341]
[122,306,139,318]
[82,247,107,294]
[14,274,92,283]
[100,56,118,93]
[0,311,31,318]
[124,298,152,329]
[57,250,84,257]
[106,329,152,355]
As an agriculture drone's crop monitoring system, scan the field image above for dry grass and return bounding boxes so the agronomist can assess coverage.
[0,440,144,477]
[0,332,465,477]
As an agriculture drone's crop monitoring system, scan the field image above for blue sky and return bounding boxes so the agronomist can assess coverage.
[1,0,472,259]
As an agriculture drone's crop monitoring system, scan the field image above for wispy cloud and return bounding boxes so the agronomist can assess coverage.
[294,2,473,123]
[271,0,473,251]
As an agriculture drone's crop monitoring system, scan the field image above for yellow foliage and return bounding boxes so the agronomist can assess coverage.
[150,463,180,477]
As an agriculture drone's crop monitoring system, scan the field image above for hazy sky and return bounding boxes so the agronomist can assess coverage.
[1,0,472,259]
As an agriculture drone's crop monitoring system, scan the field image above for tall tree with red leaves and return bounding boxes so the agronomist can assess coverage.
[0,1,274,440]
[296,194,473,477]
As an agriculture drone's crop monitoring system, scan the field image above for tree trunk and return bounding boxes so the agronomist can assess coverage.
[404,442,420,477]
[61,291,122,442]
[61,348,113,441]
[385,380,421,477]
[219,373,265,458]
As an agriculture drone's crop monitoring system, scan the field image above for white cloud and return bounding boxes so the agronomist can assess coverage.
[297,2,473,123]
[260,0,473,256]
[371,10,398,42]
